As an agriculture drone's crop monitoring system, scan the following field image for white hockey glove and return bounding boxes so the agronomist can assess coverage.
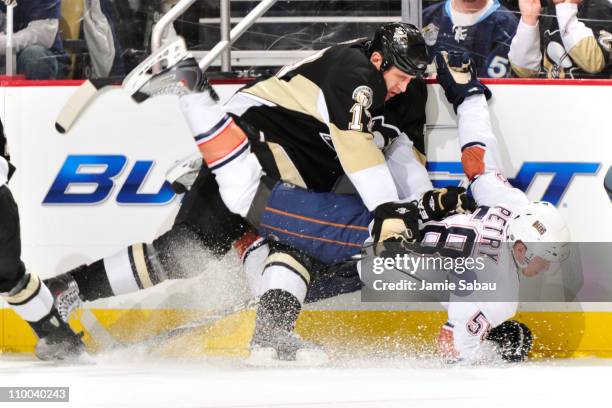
[165,153,203,194]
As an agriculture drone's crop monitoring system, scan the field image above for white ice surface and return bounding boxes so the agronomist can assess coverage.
[1,354,611,408]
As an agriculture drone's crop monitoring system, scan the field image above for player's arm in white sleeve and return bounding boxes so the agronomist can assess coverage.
[438,302,495,363]
[456,95,529,208]
[439,301,520,363]
[385,133,433,201]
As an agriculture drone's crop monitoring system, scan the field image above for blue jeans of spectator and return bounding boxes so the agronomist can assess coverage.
[16,45,59,80]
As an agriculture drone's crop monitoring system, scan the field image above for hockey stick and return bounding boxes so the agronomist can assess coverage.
[136,297,260,348]
[54,38,189,134]
[55,78,121,133]
[80,296,259,352]
[55,0,278,134]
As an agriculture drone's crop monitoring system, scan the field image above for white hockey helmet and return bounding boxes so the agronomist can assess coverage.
[506,201,570,266]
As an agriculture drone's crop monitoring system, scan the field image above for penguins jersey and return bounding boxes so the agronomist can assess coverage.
[422,0,519,78]
[231,39,427,211]
[510,0,612,79]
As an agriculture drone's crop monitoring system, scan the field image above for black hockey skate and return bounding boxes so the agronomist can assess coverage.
[44,272,82,323]
[131,56,219,103]
[31,310,86,361]
[247,328,329,366]
[245,289,328,366]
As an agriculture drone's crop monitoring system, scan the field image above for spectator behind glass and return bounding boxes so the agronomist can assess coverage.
[423,0,519,78]
[0,0,68,79]
[509,0,612,78]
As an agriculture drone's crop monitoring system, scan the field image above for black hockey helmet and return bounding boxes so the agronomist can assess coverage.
[367,22,429,77]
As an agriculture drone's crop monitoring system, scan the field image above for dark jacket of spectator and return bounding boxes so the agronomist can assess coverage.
[423,0,519,77]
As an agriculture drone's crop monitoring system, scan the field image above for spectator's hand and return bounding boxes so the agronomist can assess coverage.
[434,51,492,113]
[518,0,541,26]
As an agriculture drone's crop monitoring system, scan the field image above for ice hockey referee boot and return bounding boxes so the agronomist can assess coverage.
[247,289,329,366]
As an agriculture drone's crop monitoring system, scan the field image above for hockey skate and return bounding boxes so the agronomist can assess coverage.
[32,310,87,362]
[122,38,218,103]
[44,272,82,323]
[246,329,329,367]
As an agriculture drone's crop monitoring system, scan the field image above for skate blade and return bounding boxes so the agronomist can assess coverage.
[245,348,330,367]
[55,352,96,366]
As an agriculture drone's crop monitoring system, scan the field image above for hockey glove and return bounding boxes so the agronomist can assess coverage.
[486,320,533,362]
[371,201,420,255]
[418,186,476,222]
[165,153,203,194]
[434,51,492,113]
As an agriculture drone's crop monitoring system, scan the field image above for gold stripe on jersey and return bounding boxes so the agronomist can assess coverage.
[5,274,41,305]
[266,142,307,188]
[568,36,606,74]
[510,63,539,78]
[132,243,154,289]
[329,124,386,173]
[265,252,311,284]
[413,147,427,166]
[242,75,325,123]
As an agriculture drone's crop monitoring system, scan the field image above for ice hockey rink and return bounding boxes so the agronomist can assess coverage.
[1,353,611,408]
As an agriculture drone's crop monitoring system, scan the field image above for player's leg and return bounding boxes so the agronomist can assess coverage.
[44,167,248,319]
[0,185,85,360]
[244,243,328,365]
[247,179,372,264]
[179,91,265,217]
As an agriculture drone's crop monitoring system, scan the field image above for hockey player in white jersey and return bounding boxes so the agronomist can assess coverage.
[425,51,570,362]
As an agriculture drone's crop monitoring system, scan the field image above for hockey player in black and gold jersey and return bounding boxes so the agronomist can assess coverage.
[42,23,439,365]
[179,22,428,245]
[0,119,85,361]
[509,0,612,78]
[176,22,430,363]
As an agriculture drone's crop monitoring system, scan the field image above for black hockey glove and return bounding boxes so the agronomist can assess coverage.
[486,320,533,362]
[371,201,420,255]
[434,51,491,113]
[418,187,476,222]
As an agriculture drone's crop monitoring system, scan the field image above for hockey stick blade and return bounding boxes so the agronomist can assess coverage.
[55,78,120,134]
[82,297,258,352]
[136,297,259,348]
[55,37,192,134]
